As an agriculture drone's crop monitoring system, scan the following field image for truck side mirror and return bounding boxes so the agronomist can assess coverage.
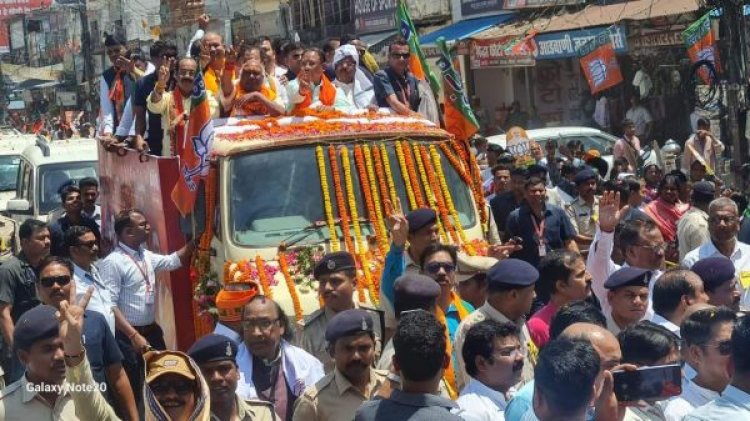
[6,198,30,212]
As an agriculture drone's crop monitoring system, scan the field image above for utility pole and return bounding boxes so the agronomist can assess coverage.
[78,0,95,116]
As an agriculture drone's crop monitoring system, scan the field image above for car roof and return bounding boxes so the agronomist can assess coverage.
[21,138,98,165]
[0,135,38,155]
[487,126,618,145]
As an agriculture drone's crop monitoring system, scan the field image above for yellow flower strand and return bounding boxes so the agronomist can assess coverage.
[380,144,398,207]
[395,141,417,210]
[363,145,388,254]
[430,145,476,255]
[412,143,448,243]
[341,146,367,303]
[316,145,340,251]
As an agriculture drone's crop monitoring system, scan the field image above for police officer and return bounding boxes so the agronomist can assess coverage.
[188,333,277,421]
[604,266,651,335]
[298,251,383,373]
[565,168,599,251]
[293,309,388,421]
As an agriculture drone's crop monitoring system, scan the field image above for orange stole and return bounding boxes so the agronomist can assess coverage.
[231,83,276,116]
[436,292,470,400]
[293,74,336,112]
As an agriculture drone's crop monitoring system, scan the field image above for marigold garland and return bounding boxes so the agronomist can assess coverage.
[443,142,488,227]
[316,145,340,251]
[430,145,476,255]
[355,145,387,256]
[395,141,417,210]
[341,146,367,303]
[255,254,273,299]
[363,145,389,254]
[466,143,489,227]
[438,142,473,186]
[420,145,459,244]
[278,250,304,322]
[436,307,458,400]
[329,145,355,254]
[379,144,399,207]
[412,143,448,243]
[401,140,426,208]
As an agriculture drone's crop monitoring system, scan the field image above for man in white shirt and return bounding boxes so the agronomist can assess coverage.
[331,45,375,112]
[684,311,750,421]
[587,191,665,321]
[684,197,750,308]
[663,307,735,421]
[79,177,101,230]
[651,270,709,336]
[625,94,653,141]
[457,320,525,421]
[677,181,713,261]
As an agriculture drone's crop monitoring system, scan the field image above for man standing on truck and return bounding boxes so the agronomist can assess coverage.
[286,48,349,113]
[98,209,195,410]
[0,218,50,383]
[221,58,285,117]
[79,177,102,229]
[49,185,101,257]
[373,37,420,115]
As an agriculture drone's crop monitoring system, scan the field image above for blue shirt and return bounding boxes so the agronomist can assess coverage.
[373,68,420,111]
[355,389,464,421]
[505,204,576,267]
[684,384,750,421]
[82,310,123,387]
[505,380,534,421]
[49,214,101,257]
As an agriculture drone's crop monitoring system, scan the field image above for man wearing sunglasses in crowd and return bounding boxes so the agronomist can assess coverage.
[33,255,139,421]
[373,37,421,115]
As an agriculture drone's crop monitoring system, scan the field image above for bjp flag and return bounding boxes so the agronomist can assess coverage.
[577,30,623,95]
[396,0,440,95]
[683,13,720,84]
[436,37,478,142]
[171,70,215,216]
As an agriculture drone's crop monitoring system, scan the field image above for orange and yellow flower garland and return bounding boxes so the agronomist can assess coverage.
[316,145,340,251]
[255,254,273,299]
[355,146,387,256]
[420,145,459,244]
[394,141,417,210]
[412,143,448,243]
[430,145,476,255]
[401,140,426,208]
[372,146,393,217]
[340,146,367,303]
[362,145,389,254]
[278,250,304,322]
[466,143,488,227]
[436,307,459,400]
[329,145,356,254]
[379,144,399,207]
[442,142,488,227]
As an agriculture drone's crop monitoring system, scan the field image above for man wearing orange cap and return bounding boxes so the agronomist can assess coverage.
[215,282,259,343]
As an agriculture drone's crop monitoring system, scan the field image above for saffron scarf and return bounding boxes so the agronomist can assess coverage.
[108,69,126,122]
[293,74,336,113]
[168,88,189,157]
[204,66,221,95]
[231,82,276,117]
[644,198,687,242]
[435,292,470,400]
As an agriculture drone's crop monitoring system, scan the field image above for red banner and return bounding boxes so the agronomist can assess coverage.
[577,31,623,95]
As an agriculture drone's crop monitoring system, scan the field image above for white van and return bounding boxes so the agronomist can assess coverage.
[7,138,99,223]
[0,133,41,212]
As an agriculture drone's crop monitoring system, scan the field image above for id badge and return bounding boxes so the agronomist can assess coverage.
[538,244,546,257]
[146,288,155,304]
[740,271,750,290]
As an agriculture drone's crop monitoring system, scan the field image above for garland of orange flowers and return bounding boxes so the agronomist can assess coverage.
[255,254,273,299]
[431,145,476,255]
[401,140,426,208]
[436,307,458,400]
[438,142,473,186]
[450,138,470,166]
[466,143,488,227]
[329,145,355,254]
[341,146,367,303]
[316,145,340,251]
[412,143,448,243]
[355,145,387,256]
[277,250,304,322]
[420,145,459,244]
[199,164,217,251]
[443,142,488,227]
[395,141,417,210]
[379,144,399,207]
[363,145,389,254]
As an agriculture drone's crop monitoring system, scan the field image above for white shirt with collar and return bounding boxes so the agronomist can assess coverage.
[97,242,181,326]
[457,378,507,421]
[73,262,115,334]
[662,378,721,421]
[651,313,681,337]
[82,205,101,230]
[683,239,750,308]
[684,384,750,421]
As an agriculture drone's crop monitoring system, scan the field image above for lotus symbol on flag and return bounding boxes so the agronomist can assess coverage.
[588,58,607,88]
[181,123,213,192]
[696,47,715,63]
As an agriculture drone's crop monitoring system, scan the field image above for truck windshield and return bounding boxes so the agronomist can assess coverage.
[0,155,20,191]
[38,162,99,213]
[229,144,477,248]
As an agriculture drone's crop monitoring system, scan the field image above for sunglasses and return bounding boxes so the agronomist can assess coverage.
[390,53,410,60]
[704,340,732,356]
[76,240,97,249]
[39,275,71,288]
[425,262,456,275]
[150,380,195,395]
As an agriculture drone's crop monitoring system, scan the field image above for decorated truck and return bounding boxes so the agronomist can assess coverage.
[98,111,489,350]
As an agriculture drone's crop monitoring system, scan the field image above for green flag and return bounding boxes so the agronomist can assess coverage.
[395,0,441,94]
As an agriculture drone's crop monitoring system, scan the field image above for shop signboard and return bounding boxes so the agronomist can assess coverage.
[503,0,584,8]
[533,25,628,60]
[0,0,52,53]
[461,0,504,17]
[470,37,536,68]
[631,31,683,49]
[354,0,397,34]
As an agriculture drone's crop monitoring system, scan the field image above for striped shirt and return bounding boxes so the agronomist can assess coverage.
[98,242,181,326]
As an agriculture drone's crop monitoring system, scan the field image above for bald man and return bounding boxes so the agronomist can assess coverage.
[222,59,284,117]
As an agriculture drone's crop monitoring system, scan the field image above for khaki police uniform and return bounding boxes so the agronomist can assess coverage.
[211,395,278,421]
[292,368,388,421]
[0,375,78,420]
[565,196,599,239]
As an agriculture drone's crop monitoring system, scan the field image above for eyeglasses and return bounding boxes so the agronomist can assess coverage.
[708,216,739,225]
[493,346,527,359]
[39,275,71,288]
[635,243,668,253]
[390,53,410,60]
[150,380,195,395]
[242,318,279,331]
[425,262,456,275]
[76,240,97,249]
[177,69,196,77]
[703,340,732,356]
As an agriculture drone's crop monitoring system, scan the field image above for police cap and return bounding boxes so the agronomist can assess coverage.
[314,251,356,279]
[604,267,651,290]
[187,334,238,365]
[325,309,374,343]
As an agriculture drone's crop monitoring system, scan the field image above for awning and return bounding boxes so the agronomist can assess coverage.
[360,31,398,52]
[420,13,516,46]
[474,0,700,39]
[16,79,61,89]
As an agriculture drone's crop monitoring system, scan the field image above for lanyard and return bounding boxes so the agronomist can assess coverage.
[119,246,152,294]
[395,77,410,105]
[531,213,545,246]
